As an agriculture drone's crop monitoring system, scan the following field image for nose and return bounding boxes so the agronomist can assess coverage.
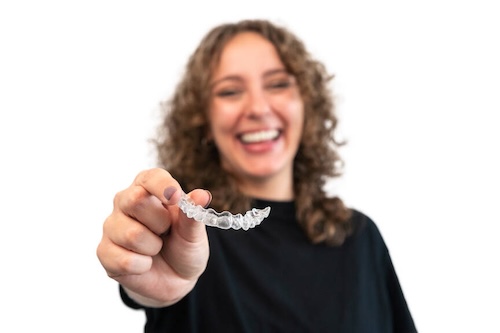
[245,87,271,118]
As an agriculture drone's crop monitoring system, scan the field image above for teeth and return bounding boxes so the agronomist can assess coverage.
[240,130,279,143]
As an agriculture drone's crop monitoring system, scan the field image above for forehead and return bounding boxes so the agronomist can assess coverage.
[212,32,284,76]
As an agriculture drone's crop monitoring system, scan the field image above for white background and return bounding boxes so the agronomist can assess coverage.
[1,1,499,332]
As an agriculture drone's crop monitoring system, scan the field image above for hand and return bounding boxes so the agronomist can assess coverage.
[96,168,211,307]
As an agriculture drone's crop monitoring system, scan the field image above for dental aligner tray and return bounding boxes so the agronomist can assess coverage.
[178,192,271,230]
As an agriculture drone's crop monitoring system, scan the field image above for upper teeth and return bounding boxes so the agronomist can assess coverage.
[241,130,279,143]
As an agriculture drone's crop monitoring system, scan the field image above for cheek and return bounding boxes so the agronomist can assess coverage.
[292,100,305,123]
[209,102,239,138]
[270,89,304,119]
[275,97,304,128]
[285,100,305,144]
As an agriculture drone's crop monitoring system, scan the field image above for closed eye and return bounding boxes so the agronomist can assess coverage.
[216,89,242,98]
[266,80,293,91]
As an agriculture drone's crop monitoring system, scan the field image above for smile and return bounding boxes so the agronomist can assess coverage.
[239,129,280,144]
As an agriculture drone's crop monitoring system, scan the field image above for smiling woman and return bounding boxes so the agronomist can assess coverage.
[208,32,305,198]
[156,21,353,246]
[96,19,417,332]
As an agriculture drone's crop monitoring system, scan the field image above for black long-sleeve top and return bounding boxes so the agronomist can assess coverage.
[121,200,417,332]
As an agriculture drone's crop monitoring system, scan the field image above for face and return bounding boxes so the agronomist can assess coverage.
[208,32,304,194]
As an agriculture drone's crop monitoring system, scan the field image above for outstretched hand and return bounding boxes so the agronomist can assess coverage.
[96,168,212,307]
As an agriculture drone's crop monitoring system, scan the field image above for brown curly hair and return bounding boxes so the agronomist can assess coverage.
[154,19,352,246]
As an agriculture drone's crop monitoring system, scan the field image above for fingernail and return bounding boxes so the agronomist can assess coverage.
[204,190,212,208]
[164,186,177,200]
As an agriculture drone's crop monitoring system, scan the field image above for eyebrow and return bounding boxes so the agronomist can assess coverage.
[210,68,289,88]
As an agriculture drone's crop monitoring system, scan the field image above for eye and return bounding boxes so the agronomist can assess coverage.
[266,79,293,91]
[215,88,242,98]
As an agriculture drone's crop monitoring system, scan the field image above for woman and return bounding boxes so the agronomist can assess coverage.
[96,19,417,332]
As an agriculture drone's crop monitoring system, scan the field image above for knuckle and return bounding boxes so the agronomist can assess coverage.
[115,254,135,272]
[123,223,148,247]
[126,186,149,206]
[114,186,150,214]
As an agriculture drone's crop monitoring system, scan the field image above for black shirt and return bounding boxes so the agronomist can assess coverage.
[121,200,417,332]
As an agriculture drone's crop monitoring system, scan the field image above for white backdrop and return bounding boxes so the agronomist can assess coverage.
[1,1,499,332]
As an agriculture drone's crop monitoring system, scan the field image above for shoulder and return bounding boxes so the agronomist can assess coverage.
[344,208,389,253]
[349,209,380,234]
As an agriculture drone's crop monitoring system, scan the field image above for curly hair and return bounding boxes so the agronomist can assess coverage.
[154,19,352,246]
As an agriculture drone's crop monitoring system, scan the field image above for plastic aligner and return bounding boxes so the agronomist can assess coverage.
[177,192,270,231]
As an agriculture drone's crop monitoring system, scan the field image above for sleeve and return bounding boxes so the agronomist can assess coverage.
[354,209,418,333]
[119,284,145,310]
[383,243,418,333]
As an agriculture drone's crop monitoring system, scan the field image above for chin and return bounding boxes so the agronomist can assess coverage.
[243,166,285,180]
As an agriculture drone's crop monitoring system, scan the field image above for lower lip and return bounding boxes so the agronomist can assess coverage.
[240,137,280,153]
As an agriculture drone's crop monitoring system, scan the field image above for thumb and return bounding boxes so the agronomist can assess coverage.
[175,189,212,241]
[161,189,212,280]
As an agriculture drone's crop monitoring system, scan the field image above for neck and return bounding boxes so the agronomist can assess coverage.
[236,173,294,201]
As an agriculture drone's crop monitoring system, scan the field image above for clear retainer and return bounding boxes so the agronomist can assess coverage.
[177,193,271,231]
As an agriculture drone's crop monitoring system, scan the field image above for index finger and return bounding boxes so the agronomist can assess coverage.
[133,168,183,205]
